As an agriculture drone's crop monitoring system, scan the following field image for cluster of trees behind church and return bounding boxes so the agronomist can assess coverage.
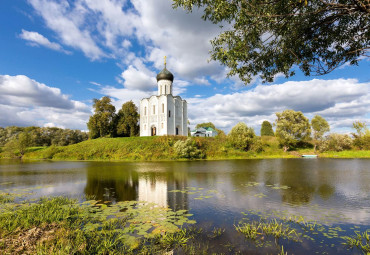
[87,96,139,139]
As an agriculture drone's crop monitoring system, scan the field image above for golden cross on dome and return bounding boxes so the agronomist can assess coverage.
[164,56,167,68]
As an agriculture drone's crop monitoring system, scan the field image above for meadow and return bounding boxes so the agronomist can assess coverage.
[0,136,365,161]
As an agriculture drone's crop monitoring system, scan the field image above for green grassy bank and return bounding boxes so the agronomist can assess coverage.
[0,136,366,161]
[0,194,199,254]
[1,193,369,254]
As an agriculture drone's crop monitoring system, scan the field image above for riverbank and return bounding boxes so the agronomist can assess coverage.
[1,136,369,161]
[0,195,198,254]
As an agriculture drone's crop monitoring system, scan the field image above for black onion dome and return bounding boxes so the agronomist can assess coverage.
[156,67,174,82]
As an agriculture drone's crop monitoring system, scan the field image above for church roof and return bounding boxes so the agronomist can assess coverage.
[156,67,174,82]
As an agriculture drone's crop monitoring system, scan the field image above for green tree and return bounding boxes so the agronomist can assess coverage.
[195,122,216,129]
[4,132,31,157]
[228,122,256,151]
[87,96,117,139]
[311,115,330,151]
[116,101,140,137]
[260,121,274,136]
[173,0,370,84]
[275,110,311,152]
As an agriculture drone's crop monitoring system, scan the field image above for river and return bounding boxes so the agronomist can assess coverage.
[1,158,369,254]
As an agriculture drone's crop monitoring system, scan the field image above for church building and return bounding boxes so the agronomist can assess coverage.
[140,58,187,136]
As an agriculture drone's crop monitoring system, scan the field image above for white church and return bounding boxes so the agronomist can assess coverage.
[140,58,187,136]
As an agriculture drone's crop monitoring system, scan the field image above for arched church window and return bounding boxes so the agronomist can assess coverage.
[162,104,164,113]
[144,107,147,115]
[160,86,162,95]
[169,110,171,117]
[153,105,155,114]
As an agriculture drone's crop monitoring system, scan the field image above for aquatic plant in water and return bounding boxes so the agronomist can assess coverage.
[235,219,299,242]
[0,196,197,254]
[343,230,370,254]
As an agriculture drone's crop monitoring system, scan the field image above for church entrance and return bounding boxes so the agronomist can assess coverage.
[151,126,156,136]
[176,127,179,135]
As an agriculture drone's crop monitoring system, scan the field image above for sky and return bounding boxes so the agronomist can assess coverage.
[0,0,369,134]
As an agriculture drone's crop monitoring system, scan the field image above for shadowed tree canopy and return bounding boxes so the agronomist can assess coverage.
[260,120,274,136]
[117,101,140,137]
[173,0,370,84]
[87,96,117,139]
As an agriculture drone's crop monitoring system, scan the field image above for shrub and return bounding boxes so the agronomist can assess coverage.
[173,138,204,159]
[250,137,264,153]
[320,133,353,152]
[228,122,256,151]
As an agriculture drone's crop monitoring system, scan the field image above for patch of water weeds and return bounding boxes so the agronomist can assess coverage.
[238,209,369,254]
[0,196,197,254]
[342,230,370,254]
[169,186,219,200]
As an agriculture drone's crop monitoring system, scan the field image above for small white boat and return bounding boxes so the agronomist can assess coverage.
[302,155,318,158]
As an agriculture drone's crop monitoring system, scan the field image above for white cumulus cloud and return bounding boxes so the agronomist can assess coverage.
[19,29,71,54]
[0,75,90,129]
[188,79,370,133]
[28,0,106,60]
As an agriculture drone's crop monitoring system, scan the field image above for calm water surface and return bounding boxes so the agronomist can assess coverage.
[1,158,369,254]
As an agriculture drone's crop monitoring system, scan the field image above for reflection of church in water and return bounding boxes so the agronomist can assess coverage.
[84,163,188,210]
[138,174,187,210]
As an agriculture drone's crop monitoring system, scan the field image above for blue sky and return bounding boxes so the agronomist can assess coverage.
[0,0,369,133]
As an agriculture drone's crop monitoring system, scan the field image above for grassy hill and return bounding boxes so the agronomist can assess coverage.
[20,136,288,161]
[1,136,368,161]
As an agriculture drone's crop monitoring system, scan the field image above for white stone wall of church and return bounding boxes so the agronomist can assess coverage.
[141,95,172,136]
[140,99,149,136]
[148,96,159,135]
[140,94,187,137]
[167,96,175,135]
[158,95,168,135]
[183,101,187,136]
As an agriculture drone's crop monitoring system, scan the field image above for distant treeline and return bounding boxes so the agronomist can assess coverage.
[0,126,88,147]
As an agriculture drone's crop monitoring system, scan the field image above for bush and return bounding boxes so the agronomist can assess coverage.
[320,133,353,152]
[352,121,370,150]
[353,133,370,150]
[173,138,204,159]
[228,122,256,151]
[250,137,264,153]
